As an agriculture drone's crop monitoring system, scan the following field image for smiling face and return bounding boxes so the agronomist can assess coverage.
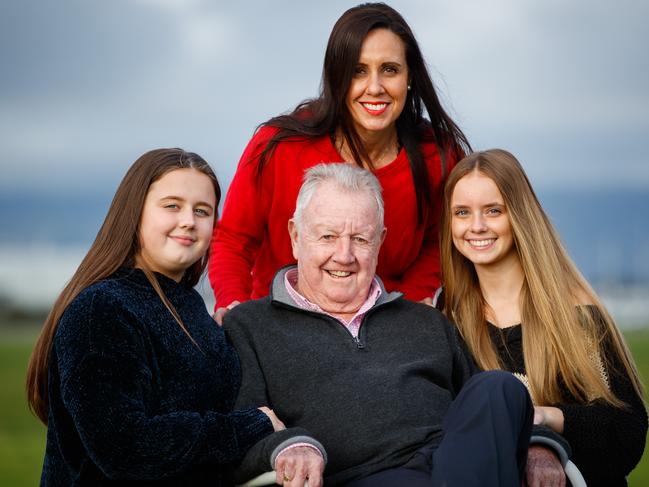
[345,28,409,140]
[450,170,518,271]
[289,181,386,316]
[136,168,216,281]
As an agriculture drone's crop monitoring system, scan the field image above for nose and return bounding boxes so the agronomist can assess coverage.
[470,213,487,233]
[332,237,355,265]
[365,71,385,96]
[179,208,196,228]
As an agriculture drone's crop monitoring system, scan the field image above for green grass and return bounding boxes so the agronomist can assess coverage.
[626,328,649,486]
[0,327,46,486]
[1,325,648,485]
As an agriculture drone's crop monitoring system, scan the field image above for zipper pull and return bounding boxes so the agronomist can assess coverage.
[353,336,365,349]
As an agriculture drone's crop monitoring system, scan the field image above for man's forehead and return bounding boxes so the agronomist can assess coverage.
[309,184,377,212]
[308,217,377,232]
[305,195,380,227]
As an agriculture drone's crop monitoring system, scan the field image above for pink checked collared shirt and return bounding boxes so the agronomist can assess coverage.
[283,267,382,338]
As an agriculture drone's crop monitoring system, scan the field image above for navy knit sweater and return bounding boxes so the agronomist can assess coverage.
[40,268,273,486]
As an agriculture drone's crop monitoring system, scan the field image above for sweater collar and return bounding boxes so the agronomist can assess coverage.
[270,265,402,310]
[112,267,190,295]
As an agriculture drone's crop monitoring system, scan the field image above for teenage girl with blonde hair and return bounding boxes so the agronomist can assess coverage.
[437,149,646,486]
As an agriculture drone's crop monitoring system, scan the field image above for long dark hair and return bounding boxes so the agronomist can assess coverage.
[26,148,221,424]
[256,2,470,222]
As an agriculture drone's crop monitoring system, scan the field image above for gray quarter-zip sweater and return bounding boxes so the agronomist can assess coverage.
[224,266,474,485]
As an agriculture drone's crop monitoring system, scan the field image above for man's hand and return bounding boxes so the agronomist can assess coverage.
[213,300,241,326]
[275,446,324,487]
[525,445,566,487]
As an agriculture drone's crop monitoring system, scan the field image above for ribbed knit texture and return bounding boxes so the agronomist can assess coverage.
[488,310,647,487]
[41,268,273,486]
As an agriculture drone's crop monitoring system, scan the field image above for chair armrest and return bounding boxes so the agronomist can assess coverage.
[236,471,309,487]
[564,460,587,487]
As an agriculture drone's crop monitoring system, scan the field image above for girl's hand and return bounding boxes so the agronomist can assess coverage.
[258,406,286,432]
[533,406,565,433]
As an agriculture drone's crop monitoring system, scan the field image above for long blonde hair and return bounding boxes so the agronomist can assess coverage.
[26,148,221,424]
[439,149,643,406]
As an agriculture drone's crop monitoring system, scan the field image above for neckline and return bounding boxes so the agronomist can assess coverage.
[327,134,405,173]
[487,320,521,331]
[113,267,187,294]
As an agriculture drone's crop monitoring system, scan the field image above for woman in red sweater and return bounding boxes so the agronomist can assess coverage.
[210,3,470,321]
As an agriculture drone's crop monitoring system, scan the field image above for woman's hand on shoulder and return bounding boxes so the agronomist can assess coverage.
[213,300,241,326]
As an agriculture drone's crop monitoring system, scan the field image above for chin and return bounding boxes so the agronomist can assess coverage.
[325,292,357,305]
[360,121,392,134]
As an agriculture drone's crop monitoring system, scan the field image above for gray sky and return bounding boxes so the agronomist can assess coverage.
[1,0,648,193]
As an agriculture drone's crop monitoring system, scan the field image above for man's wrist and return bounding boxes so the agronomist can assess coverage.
[269,436,327,469]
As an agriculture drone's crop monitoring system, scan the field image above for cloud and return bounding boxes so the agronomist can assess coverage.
[0,0,647,191]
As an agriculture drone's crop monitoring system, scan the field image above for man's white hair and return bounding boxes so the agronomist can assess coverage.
[293,163,384,231]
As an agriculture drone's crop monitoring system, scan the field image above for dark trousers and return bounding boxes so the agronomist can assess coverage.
[343,371,533,487]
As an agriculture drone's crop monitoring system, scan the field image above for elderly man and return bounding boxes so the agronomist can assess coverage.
[225,164,545,487]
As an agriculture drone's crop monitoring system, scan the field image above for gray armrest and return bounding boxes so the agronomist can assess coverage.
[237,471,309,487]
[564,460,587,487]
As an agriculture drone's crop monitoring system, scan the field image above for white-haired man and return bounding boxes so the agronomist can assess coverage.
[225,163,566,487]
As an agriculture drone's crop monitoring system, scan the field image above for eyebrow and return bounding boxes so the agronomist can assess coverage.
[452,202,504,209]
[357,60,404,66]
[160,195,214,210]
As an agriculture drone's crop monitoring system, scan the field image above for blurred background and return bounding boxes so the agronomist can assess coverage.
[1,0,647,484]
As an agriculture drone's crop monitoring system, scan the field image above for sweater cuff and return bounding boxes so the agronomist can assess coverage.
[530,424,572,466]
[229,407,275,453]
[554,403,584,440]
[270,436,328,470]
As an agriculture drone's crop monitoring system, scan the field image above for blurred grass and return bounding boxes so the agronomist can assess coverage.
[0,325,46,486]
[0,322,648,486]
[627,327,649,486]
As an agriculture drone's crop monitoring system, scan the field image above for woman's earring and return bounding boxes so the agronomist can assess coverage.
[407,84,412,91]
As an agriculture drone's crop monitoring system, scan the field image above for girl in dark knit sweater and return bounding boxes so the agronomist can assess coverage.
[26,149,283,485]
[437,149,646,487]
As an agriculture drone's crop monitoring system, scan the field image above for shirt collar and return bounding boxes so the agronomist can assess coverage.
[283,267,382,325]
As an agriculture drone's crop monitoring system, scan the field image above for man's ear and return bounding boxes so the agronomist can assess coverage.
[379,226,387,246]
[288,218,299,260]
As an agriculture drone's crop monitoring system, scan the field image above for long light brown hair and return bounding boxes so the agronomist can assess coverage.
[26,148,221,424]
[439,149,643,406]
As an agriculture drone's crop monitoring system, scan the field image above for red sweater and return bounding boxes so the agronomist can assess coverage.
[209,126,455,308]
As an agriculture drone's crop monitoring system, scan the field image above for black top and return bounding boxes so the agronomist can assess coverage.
[41,268,273,486]
[488,307,647,487]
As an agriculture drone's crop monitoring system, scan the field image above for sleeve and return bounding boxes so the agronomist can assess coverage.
[398,146,459,301]
[208,127,276,309]
[225,314,326,482]
[555,326,648,482]
[57,294,274,481]
[397,205,442,301]
[441,313,477,394]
